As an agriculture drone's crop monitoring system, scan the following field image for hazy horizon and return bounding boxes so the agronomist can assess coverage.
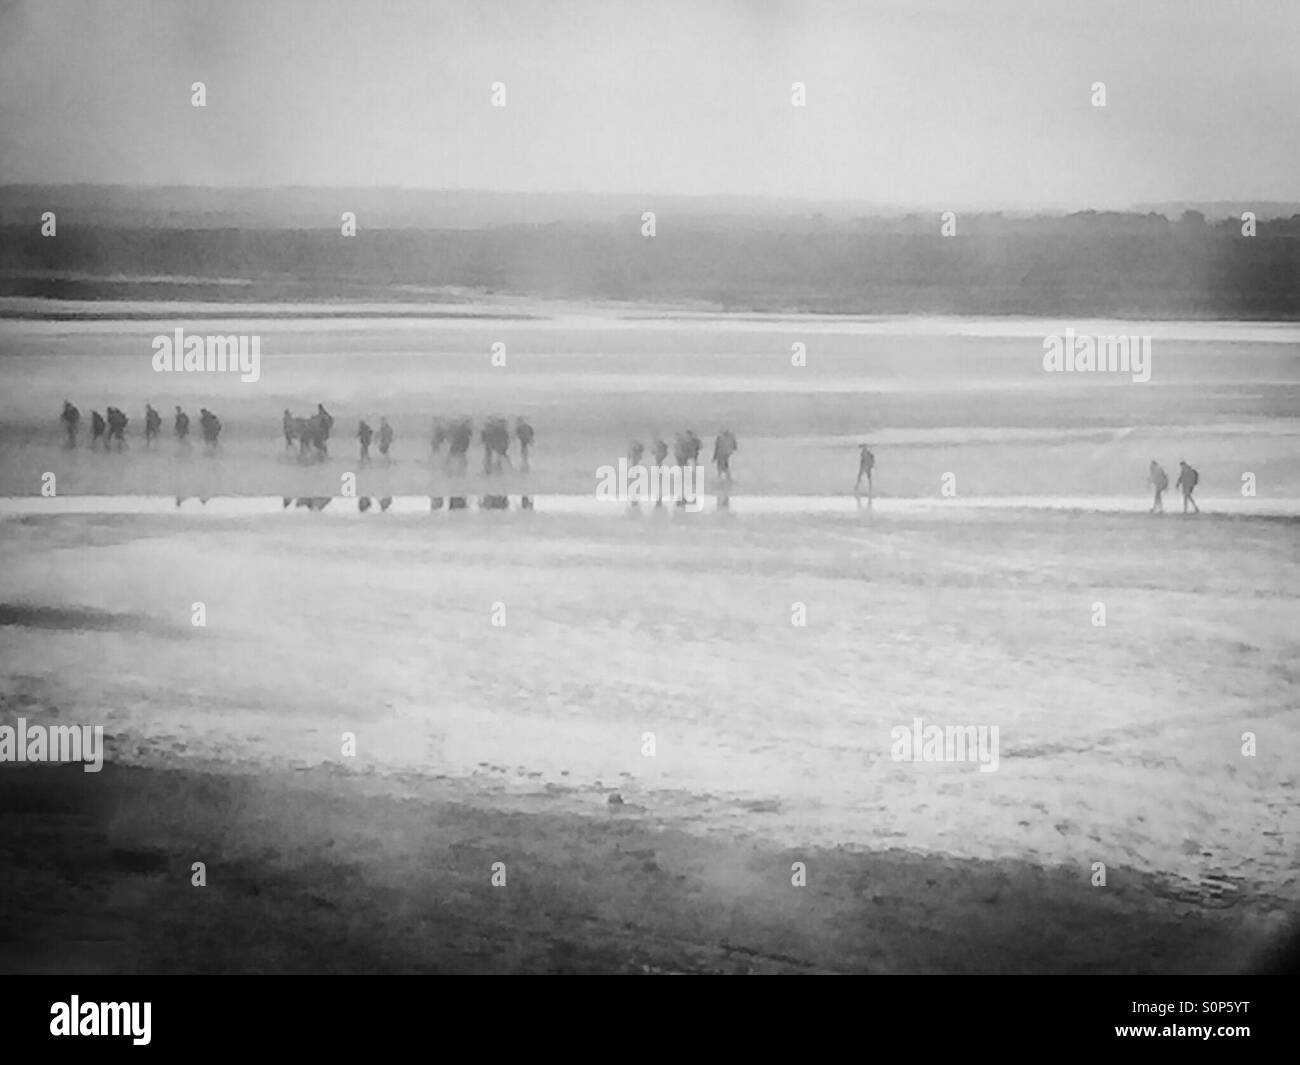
[7,182,1300,219]
[2,0,1297,210]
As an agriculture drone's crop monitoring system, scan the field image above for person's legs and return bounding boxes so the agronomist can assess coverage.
[1189,490,1199,514]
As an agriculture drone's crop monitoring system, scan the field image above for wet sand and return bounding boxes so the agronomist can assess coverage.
[0,762,1277,974]
[2,310,1296,973]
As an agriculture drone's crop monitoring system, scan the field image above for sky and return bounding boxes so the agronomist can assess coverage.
[0,0,1296,209]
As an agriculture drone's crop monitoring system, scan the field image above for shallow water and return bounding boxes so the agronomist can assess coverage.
[1,493,1296,518]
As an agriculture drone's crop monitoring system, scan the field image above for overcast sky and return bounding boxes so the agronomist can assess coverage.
[0,0,1296,208]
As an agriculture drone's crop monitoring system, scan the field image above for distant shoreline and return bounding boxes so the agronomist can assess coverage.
[3,300,1300,328]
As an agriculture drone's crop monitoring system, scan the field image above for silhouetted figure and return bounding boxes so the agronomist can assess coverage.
[314,403,334,456]
[446,417,473,475]
[90,410,106,450]
[1149,460,1168,514]
[856,445,875,509]
[292,408,330,462]
[652,438,670,505]
[199,408,221,450]
[174,406,190,446]
[481,416,511,474]
[105,407,128,451]
[713,429,738,479]
[283,409,296,449]
[515,417,534,472]
[358,419,373,464]
[1176,460,1200,514]
[60,401,80,448]
[674,430,703,473]
[144,404,161,447]
[378,417,393,460]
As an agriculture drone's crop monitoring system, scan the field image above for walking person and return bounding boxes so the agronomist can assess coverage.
[378,417,393,462]
[713,429,737,480]
[199,408,221,451]
[174,406,191,447]
[651,437,670,506]
[1176,460,1200,514]
[60,400,80,448]
[1148,460,1168,514]
[358,419,373,464]
[105,407,128,451]
[144,403,161,447]
[856,445,875,509]
[315,403,334,456]
[515,417,534,472]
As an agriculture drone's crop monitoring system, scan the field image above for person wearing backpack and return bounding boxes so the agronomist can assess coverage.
[1176,461,1200,514]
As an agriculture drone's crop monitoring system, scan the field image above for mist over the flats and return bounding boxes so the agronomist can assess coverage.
[2,0,1298,208]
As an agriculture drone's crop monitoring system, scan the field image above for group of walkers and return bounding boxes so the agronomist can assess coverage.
[627,428,739,480]
[60,400,222,451]
[285,409,537,474]
[432,415,534,476]
[1148,460,1200,514]
[57,398,1199,517]
[282,404,335,462]
[356,417,394,465]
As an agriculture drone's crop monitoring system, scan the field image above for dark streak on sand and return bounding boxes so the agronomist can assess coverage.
[0,310,540,322]
[0,763,1277,974]
[0,603,189,639]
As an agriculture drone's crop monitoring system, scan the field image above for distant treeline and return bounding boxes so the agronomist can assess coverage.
[3,212,1300,317]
